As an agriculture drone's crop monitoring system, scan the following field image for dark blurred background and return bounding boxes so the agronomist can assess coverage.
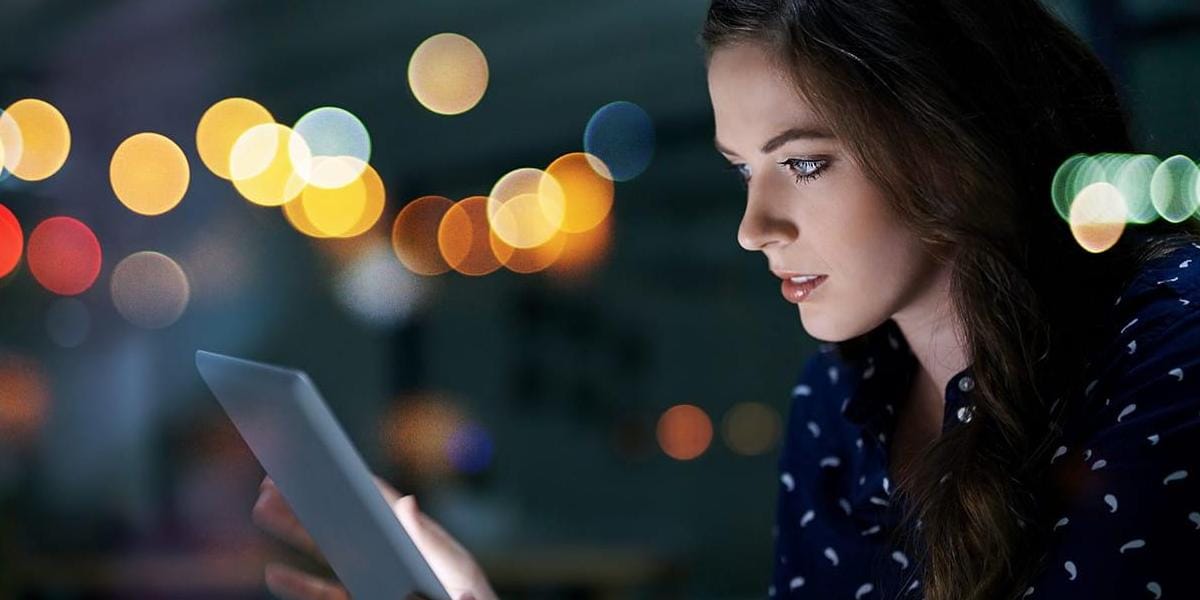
[0,1,1197,598]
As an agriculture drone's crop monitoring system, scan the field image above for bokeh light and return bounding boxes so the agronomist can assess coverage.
[1150,155,1200,223]
[1112,154,1161,224]
[491,224,567,274]
[1052,154,1103,222]
[230,123,310,206]
[487,168,566,249]
[110,251,191,329]
[545,152,614,234]
[291,107,371,189]
[583,100,655,182]
[45,297,90,348]
[26,217,102,296]
[286,161,386,239]
[546,213,612,280]
[0,353,50,445]
[408,33,489,116]
[721,402,781,456]
[0,203,22,278]
[196,97,274,180]
[446,421,494,474]
[380,392,465,479]
[1069,182,1128,254]
[298,158,369,236]
[392,195,454,275]
[5,99,70,181]
[0,108,25,179]
[657,404,713,461]
[334,240,427,328]
[110,132,190,216]
[438,195,508,276]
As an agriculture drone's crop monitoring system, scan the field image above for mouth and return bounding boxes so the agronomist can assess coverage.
[776,273,829,304]
[772,270,829,281]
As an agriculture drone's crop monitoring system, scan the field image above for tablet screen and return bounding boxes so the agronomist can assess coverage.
[196,350,450,600]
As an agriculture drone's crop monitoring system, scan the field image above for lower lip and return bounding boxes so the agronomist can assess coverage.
[781,275,828,304]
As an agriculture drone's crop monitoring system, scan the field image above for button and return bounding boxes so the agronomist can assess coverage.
[958,375,975,393]
[956,405,974,423]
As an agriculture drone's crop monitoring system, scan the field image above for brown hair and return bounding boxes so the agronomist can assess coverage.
[702,1,1200,598]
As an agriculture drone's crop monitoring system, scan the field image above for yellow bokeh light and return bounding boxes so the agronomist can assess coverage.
[282,194,329,238]
[408,33,489,116]
[339,163,386,238]
[546,152,614,234]
[488,168,566,249]
[300,157,369,236]
[110,132,190,216]
[286,163,385,239]
[6,99,70,181]
[657,404,713,461]
[230,123,310,206]
[0,109,24,177]
[1069,182,1128,254]
[196,97,274,180]
[392,195,454,275]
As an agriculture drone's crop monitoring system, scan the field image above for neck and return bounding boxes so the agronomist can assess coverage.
[892,263,970,409]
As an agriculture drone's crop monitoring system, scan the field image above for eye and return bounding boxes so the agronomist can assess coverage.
[779,158,828,184]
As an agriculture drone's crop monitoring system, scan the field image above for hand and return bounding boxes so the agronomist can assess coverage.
[252,476,497,600]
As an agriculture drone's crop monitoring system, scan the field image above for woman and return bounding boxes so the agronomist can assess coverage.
[253,1,1200,598]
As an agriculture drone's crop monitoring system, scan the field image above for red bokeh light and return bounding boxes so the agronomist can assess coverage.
[27,216,103,296]
[0,204,21,278]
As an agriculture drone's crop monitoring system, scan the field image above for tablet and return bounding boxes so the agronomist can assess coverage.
[195,350,451,600]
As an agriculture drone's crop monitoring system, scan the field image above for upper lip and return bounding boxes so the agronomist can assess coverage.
[771,270,827,280]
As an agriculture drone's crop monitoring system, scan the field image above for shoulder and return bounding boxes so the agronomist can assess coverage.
[1078,239,1200,410]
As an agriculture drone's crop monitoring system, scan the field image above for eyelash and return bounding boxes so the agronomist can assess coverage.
[726,158,828,186]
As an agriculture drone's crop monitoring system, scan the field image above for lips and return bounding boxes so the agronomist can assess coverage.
[779,274,828,304]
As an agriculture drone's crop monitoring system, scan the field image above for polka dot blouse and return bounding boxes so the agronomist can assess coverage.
[770,241,1200,599]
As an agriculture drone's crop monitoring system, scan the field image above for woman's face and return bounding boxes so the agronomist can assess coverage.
[707,42,946,342]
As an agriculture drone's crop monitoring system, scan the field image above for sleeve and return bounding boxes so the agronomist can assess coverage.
[769,353,825,598]
[1023,302,1200,599]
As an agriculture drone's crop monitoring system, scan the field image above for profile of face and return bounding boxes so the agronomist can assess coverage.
[707,42,947,343]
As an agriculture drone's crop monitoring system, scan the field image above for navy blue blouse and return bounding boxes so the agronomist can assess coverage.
[770,240,1200,599]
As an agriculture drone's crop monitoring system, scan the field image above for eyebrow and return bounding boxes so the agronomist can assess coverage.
[714,125,835,157]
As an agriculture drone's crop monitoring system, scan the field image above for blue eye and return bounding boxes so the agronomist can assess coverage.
[779,158,828,184]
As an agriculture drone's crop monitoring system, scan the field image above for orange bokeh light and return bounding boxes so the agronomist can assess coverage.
[546,212,612,279]
[657,404,713,461]
[27,217,102,296]
[0,353,50,444]
[545,152,614,234]
[490,224,566,274]
[438,196,509,276]
[392,195,454,276]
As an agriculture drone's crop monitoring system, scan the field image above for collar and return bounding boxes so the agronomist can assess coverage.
[841,319,978,439]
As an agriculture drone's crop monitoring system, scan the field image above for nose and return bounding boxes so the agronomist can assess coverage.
[736,178,799,252]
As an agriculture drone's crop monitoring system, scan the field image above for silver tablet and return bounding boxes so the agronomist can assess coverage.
[195,350,450,600]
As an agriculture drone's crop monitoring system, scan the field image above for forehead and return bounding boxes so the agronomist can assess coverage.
[707,43,823,145]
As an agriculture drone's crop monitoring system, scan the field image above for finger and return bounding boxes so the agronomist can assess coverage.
[264,563,349,600]
[252,480,322,558]
[373,475,401,505]
[395,496,471,557]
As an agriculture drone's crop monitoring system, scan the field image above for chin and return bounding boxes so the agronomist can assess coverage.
[797,307,882,344]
